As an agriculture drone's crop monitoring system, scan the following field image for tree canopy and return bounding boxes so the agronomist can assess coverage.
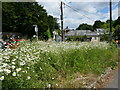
[76,23,93,30]
[2,2,59,40]
[112,17,120,40]
[113,16,120,28]
[93,20,105,30]
[100,17,120,41]
[76,16,120,41]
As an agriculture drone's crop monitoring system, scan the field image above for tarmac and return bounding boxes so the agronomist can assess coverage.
[107,44,120,89]
[107,69,119,88]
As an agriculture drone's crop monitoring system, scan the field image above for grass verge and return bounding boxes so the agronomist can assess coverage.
[0,41,118,88]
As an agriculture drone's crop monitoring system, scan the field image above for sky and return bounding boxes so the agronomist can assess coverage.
[36,0,120,29]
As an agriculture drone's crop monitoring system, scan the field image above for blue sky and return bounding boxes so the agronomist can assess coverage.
[37,0,120,29]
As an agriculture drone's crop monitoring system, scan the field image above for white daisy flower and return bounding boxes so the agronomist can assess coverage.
[12,62,15,65]
[16,68,21,72]
[4,69,11,74]
[0,76,4,80]
[27,76,31,80]
[12,72,16,76]
[12,66,15,69]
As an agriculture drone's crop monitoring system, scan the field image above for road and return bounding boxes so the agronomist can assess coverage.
[108,44,120,90]
[107,69,119,88]
[118,44,120,49]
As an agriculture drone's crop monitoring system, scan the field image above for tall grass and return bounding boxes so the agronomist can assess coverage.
[0,41,118,88]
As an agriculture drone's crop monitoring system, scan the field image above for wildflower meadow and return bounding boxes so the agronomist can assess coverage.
[0,41,118,88]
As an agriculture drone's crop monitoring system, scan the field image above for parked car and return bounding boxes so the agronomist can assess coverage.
[0,39,24,50]
[6,39,24,49]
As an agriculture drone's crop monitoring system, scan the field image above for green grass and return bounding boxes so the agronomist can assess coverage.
[0,41,118,88]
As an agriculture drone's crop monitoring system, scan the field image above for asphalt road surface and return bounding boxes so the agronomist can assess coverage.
[118,44,120,49]
[107,69,119,88]
[107,45,120,89]
[108,44,120,90]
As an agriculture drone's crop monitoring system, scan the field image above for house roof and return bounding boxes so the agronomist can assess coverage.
[65,30,98,37]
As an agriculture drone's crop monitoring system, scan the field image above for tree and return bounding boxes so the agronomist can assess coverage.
[100,19,115,33]
[93,20,105,30]
[113,25,120,40]
[113,16,120,28]
[100,19,119,42]
[47,15,59,38]
[100,20,110,32]
[76,23,93,30]
[44,27,51,40]
[2,2,59,40]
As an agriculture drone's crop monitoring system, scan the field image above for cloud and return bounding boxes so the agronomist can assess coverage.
[37,0,120,2]
[38,1,119,29]
[39,2,60,18]
[112,6,119,20]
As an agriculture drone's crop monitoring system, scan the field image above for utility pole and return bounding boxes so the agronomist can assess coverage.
[60,1,64,41]
[110,0,112,42]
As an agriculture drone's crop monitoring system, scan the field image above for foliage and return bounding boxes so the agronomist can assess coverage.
[47,15,59,37]
[100,34,110,41]
[100,20,115,32]
[93,20,105,30]
[56,29,61,36]
[113,16,120,28]
[112,16,120,42]
[113,25,120,43]
[44,27,51,40]
[101,20,110,29]
[100,17,120,42]
[0,41,118,88]
[76,23,93,30]
[2,2,59,40]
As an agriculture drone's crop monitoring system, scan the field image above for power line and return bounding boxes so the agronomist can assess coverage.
[59,0,94,20]
[59,1,94,41]
[61,1,119,21]
[62,2,94,21]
